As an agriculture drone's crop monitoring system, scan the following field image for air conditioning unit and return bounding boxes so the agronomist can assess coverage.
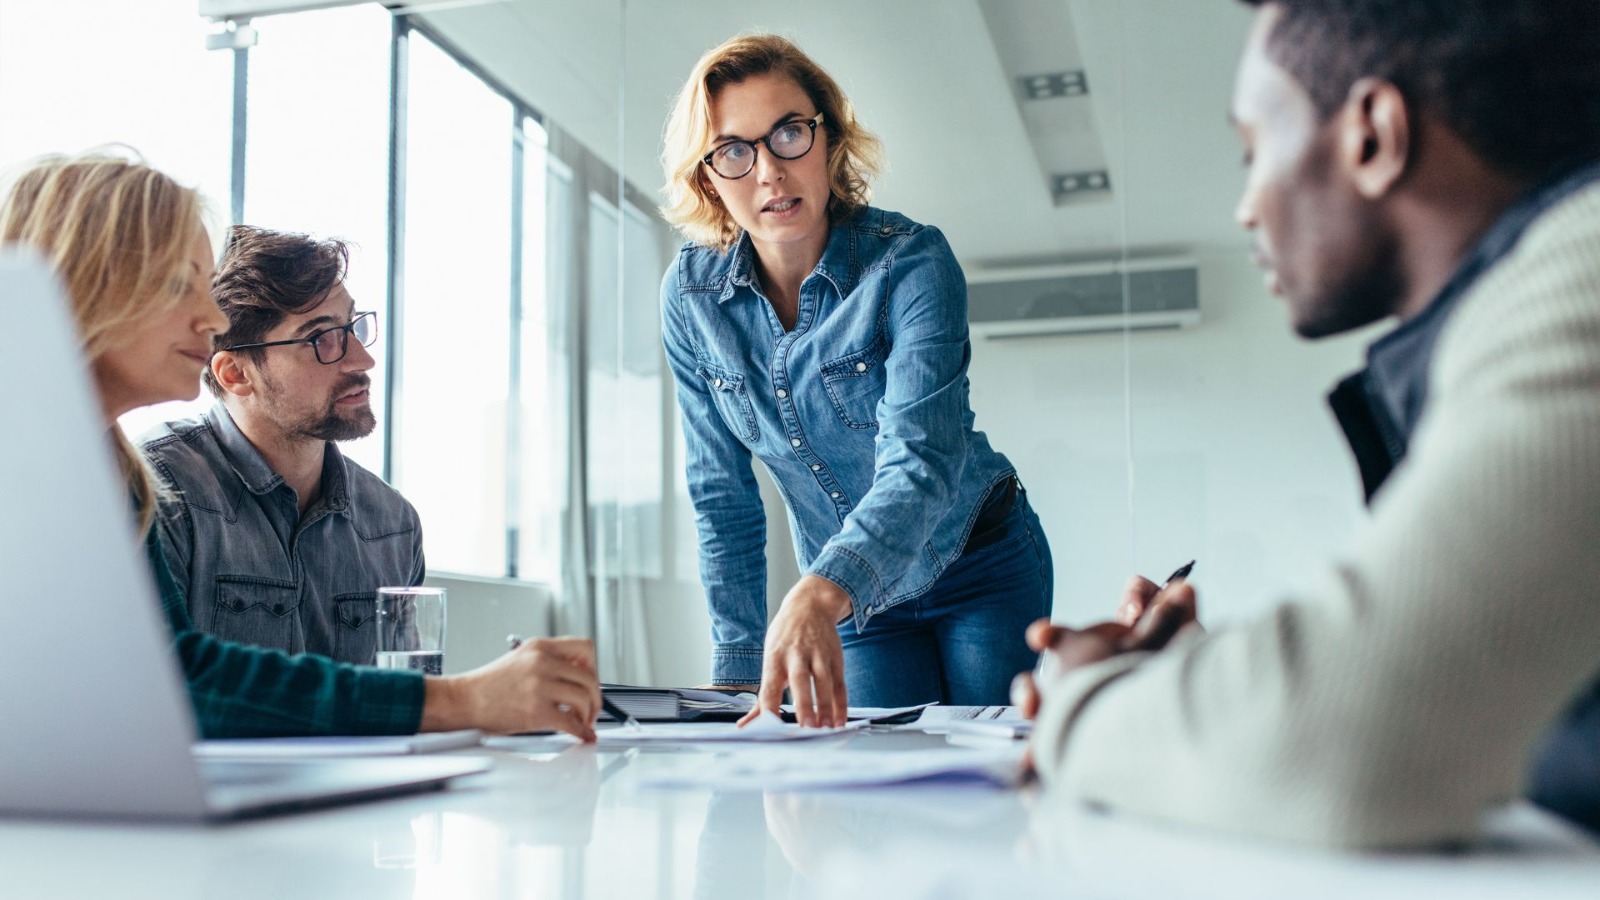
[965,257,1200,338]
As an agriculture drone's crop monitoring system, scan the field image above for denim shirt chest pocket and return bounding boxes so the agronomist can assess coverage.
[820,337,887,430]
[332,592,378,665]
[213,575,300,652]
[697,361,760,443]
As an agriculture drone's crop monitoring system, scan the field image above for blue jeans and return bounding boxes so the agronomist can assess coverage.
[838,489,1053,707]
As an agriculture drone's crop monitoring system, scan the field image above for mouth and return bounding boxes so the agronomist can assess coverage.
[178,349,211,366]
[1248,247,1283,296]
[335,378,372,405]
[761,196,801,215]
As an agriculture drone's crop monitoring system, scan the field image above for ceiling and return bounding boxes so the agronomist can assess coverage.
[419,0,1258,267]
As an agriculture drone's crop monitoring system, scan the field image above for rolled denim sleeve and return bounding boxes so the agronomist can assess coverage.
[806,227,972,630]
[661,266,769,685]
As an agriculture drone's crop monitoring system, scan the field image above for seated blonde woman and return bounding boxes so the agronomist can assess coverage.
[0,151,601,740]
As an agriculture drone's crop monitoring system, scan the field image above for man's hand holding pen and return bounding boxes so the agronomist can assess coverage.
[1012,563,1202,721]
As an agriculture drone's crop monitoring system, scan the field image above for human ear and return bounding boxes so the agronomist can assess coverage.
[1339,77,1410,200]
[210,351,256,398]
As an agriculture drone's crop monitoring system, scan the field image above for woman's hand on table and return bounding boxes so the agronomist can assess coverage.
[738,574,853,728]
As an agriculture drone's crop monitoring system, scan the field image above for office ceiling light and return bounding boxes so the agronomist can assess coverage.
[1019,70,1088,101]
[1053,169,1112,200]
[977,0,1111,208]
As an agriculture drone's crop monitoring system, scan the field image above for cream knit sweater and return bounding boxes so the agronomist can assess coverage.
[1032,182,1600,849]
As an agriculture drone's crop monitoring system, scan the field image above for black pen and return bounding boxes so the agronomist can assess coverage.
[1164,560,1195,586]
[506,634,640,729]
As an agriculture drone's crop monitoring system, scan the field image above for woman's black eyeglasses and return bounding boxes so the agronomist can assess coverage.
[221,311,378,365]
[702,113,825,180]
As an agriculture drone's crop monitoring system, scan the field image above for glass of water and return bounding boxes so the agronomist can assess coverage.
[375,587,446,676]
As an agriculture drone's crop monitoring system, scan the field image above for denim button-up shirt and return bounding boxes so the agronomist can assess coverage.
[661,206,1017,684]
[141,404,425,665]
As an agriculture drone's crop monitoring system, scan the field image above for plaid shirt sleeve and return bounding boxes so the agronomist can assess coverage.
[144,525,426,739]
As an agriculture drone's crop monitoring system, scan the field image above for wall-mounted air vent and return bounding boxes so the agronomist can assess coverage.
[967,257,1200,339]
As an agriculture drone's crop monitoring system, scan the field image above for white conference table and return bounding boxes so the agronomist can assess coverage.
[2,729,1597,900]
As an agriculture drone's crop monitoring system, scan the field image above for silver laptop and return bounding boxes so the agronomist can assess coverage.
[0,251,491,821]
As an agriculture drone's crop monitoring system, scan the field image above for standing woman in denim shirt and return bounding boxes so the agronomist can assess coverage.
[659,35,1053,726]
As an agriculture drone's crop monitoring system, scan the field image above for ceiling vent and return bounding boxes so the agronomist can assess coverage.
[966,258,1200,339]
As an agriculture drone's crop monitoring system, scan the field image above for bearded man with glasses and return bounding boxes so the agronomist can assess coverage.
[140,225,424,665]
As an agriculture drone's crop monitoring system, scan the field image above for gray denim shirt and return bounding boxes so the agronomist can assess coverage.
[140,404,425,665]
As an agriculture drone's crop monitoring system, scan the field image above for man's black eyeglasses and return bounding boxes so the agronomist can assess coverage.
[221,311,378,365]
[702,112,825,180]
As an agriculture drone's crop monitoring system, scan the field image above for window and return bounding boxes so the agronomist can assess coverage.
[240,3,394,474]
[0,0,232,440]
[392,30,515,577]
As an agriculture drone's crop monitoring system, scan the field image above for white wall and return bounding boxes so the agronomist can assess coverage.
[967,248,1379,628]
[638,248,1384,686]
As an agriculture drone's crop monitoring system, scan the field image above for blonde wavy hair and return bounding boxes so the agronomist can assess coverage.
[660,33,885,251]
[0,151,206,535]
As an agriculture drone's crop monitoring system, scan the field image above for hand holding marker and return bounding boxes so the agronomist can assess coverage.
[506,634,641,729]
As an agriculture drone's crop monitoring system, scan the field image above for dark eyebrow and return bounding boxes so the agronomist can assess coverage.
[711,111,807,145]
[292,314,342,338]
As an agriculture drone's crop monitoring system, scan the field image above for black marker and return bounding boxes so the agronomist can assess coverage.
[1163,560,1196,586]
[507,634,640,729]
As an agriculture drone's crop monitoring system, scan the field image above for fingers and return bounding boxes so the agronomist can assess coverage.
[1118,575,1160,625]
[745,660,788,728]
[831,665,848,729]
[534,636,598,672]
[1026,617,1072,652]
[534,638,603,719]
[556,705,597,743]
[1127,582,1198,652]
[1010,671,1041,719]
[790,661,818,728]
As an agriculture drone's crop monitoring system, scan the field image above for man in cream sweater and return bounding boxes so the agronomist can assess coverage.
[1025,0,1600,847]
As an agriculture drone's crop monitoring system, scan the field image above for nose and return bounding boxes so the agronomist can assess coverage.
[194,289,228,337]
[1234,182,1258,232]
[753,145,785,184]
[344,331,377,373]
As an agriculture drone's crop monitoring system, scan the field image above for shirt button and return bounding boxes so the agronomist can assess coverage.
[776,389,788,399]
[855,362,867,372]
[714,378,724,388]
[811,464,821,471]
[881,225,893,234]
[791,438,802,447]
[830,492,841,499]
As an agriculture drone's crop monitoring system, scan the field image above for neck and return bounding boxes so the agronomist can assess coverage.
[751,226,830,308]
[1388,134,1533,321]
[226,400,327,515]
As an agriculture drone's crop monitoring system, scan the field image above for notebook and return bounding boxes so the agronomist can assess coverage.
[0,252,491,821]
[602,685,756,721]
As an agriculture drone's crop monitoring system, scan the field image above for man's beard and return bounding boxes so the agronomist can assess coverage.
[264,372,377,442]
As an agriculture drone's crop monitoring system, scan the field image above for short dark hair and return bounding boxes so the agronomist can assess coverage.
[204,225,350,396]
[1241,0,1600,181]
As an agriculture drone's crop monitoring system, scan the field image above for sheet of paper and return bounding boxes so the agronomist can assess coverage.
[778,702,936,721]
[528,711,869,746]
[904,706,1024,734]
[194,729,483,758]
[638,745,1026,790]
